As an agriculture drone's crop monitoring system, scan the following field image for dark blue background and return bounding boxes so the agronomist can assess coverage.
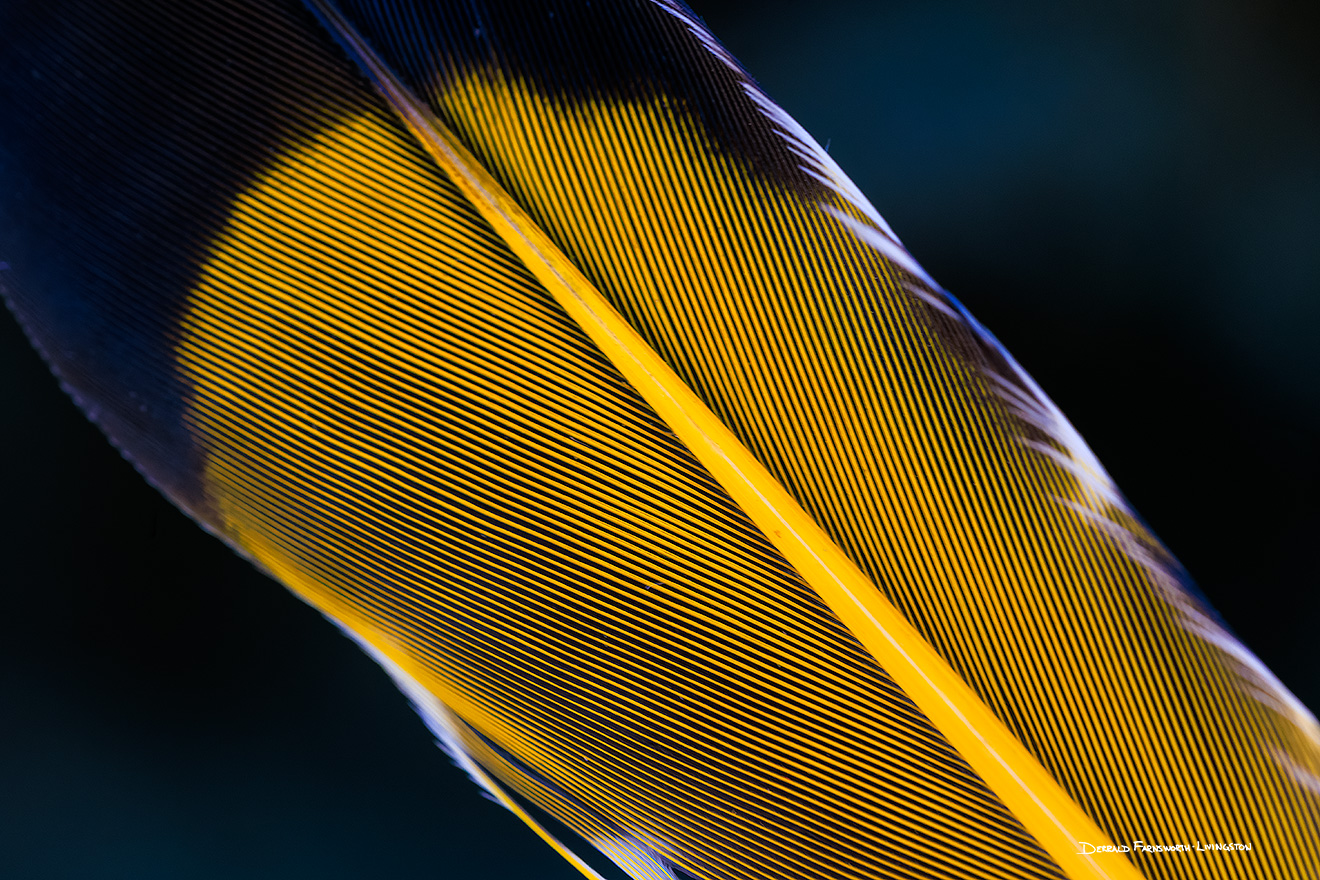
[3,1,1317,876]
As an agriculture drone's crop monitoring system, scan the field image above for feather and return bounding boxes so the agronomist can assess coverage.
[1,2,1316,879]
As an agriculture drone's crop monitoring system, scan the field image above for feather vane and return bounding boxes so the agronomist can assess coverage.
[1,1,1317,878]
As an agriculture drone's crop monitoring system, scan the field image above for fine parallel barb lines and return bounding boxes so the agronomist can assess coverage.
[822,205,941,296]
[343,616,684,880]
[982,370,1121,511]
[696,1,1320,775]
[589,834,683,880]
[958,285,1320,752]
[648,0,743,75]
[647,0,907,249]
[1060,498,1320,748]
[459,722,687,880]
[897,278,962,320]
[740,86,902,247]
[1270,747,1320,796]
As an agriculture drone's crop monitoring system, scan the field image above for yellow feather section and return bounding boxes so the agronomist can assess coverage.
[391,58,1320,879]
[336,41,1138,880]
[175,108,1073,879]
